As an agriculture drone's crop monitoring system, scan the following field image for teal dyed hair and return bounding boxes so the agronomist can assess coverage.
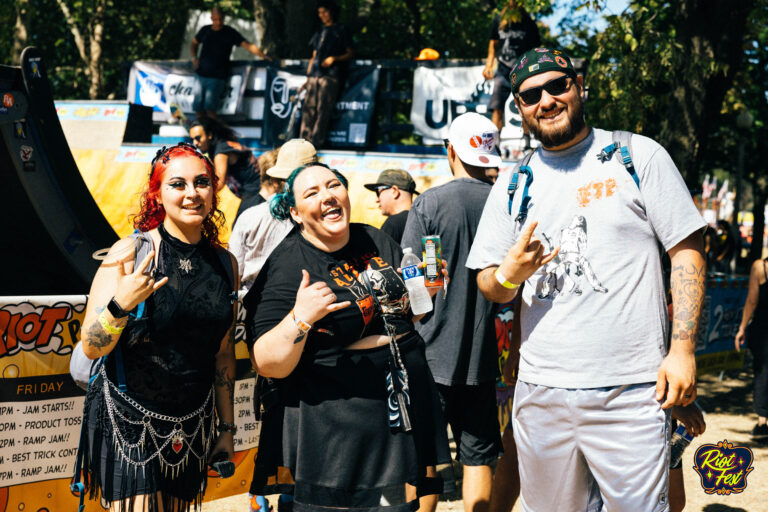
[269,163,349,221]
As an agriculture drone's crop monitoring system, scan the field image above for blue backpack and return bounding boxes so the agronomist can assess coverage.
[507,130,640,222]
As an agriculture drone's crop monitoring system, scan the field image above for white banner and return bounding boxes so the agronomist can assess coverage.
[410,66,523,143]
[128,61,246,116]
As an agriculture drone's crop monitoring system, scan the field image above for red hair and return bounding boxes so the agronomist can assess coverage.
[132,143,225,248]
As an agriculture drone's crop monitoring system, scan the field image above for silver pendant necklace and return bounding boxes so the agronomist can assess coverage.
[178,258,194,274]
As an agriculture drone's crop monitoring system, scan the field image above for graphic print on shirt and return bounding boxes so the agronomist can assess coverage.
[328,254,409,326]
[329,259,375,326]
[498,28,529,65]
[536,215,608,300]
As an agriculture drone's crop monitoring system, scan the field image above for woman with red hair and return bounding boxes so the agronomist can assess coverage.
[76,142,238,511]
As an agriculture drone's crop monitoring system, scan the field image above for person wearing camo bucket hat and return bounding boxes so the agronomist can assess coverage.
[466,46,707,511]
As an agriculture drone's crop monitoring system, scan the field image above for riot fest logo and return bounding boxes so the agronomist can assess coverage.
[693,440,754,495]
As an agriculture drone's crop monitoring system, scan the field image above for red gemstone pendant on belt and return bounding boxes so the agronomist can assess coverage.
[172,423,183,453]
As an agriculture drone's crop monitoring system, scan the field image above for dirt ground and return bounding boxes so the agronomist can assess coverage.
[203,368,767,512]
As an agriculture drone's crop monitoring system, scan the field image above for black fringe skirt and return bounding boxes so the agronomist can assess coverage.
[251,332,451,512]
[77,371,216,512]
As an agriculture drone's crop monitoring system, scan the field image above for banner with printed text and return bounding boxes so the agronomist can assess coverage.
[261,66,379,148]
[127,61,250,117]
[410,65,523,143]
[0,296,257,511]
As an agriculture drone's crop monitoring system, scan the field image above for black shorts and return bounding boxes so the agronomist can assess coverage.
[488,72,512,111]
[436,382,503,466]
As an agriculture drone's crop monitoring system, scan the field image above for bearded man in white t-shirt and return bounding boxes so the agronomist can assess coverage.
[466,47,706,512]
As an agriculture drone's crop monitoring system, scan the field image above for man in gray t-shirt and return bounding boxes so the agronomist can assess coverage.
[402,112,502,512]
[466,48,706,511]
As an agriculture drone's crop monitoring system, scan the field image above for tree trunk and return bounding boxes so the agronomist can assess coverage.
[254,0,317,59]
[88,0,105,99]
[661,0,754,188]
[404,0,423,52]
[12,0,30,65]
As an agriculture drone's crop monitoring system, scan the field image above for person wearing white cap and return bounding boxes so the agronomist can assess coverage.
[229,139,317,295]
[401,112,503,512]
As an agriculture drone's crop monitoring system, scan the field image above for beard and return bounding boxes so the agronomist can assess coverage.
[523,95,586,149]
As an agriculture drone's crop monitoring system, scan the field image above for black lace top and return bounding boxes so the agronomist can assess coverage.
[105,225,234,414]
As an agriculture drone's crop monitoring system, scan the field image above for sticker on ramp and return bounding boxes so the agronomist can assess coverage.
[20,145,33,162]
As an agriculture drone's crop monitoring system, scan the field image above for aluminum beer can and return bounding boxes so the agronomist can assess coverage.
[421,235,443,288]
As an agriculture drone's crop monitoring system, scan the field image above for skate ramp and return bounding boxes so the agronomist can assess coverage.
[0,48,118,295]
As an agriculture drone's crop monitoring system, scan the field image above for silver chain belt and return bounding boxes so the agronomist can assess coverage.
[99,365,216,479]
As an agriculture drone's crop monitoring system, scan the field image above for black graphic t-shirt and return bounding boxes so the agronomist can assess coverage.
[489,13,540,77]
[244,224,411,356]
[195,25,246,79]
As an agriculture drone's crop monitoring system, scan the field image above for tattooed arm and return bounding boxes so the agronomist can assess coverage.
[211,254,239,461]
[213,322,237,460]
[80,235,167,359]
[656,230,706,409]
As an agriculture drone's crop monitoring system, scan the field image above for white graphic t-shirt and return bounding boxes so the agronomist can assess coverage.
[466,128,706,388]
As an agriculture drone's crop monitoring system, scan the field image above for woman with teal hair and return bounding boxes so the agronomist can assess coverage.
[243,163,449,512]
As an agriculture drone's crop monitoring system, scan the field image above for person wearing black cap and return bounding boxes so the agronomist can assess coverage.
[364,169,418,244]
[467,47,706,510]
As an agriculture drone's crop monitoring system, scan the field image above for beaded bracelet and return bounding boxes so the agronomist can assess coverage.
[98,311,125,335]
[217,421,237,435]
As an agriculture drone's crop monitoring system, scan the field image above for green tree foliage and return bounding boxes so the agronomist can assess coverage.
[715,1,768,261]
[579,0,755,188]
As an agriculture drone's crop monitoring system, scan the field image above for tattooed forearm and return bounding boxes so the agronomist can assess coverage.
[226,325,236,348]
[214,367,235,402]
[84,307,121,350]
[292,332,307,345]
[670,261,706,345]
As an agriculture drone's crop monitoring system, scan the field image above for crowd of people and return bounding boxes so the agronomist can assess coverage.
[70,2,768,512]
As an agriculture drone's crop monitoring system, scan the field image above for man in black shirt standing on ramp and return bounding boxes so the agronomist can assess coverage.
[190,5,269,116]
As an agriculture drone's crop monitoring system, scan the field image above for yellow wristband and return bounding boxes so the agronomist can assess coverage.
[98,311,125,335]
[495,268,519,290]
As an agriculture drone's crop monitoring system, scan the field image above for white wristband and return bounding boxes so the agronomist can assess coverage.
[495,268,519,290]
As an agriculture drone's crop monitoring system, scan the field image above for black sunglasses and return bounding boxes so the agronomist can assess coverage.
[516,75,573,106]
[192,135,203,143]
[375,185,392,197]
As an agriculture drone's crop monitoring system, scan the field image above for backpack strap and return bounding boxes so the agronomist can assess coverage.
[507,149,536,222]
[129,231,155,319]
[596,130,639,188]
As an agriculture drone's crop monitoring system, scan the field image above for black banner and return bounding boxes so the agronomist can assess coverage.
[261,66,379,148]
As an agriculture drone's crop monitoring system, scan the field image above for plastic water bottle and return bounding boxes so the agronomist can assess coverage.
[669,423,694,468]
[401,248,433,315]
